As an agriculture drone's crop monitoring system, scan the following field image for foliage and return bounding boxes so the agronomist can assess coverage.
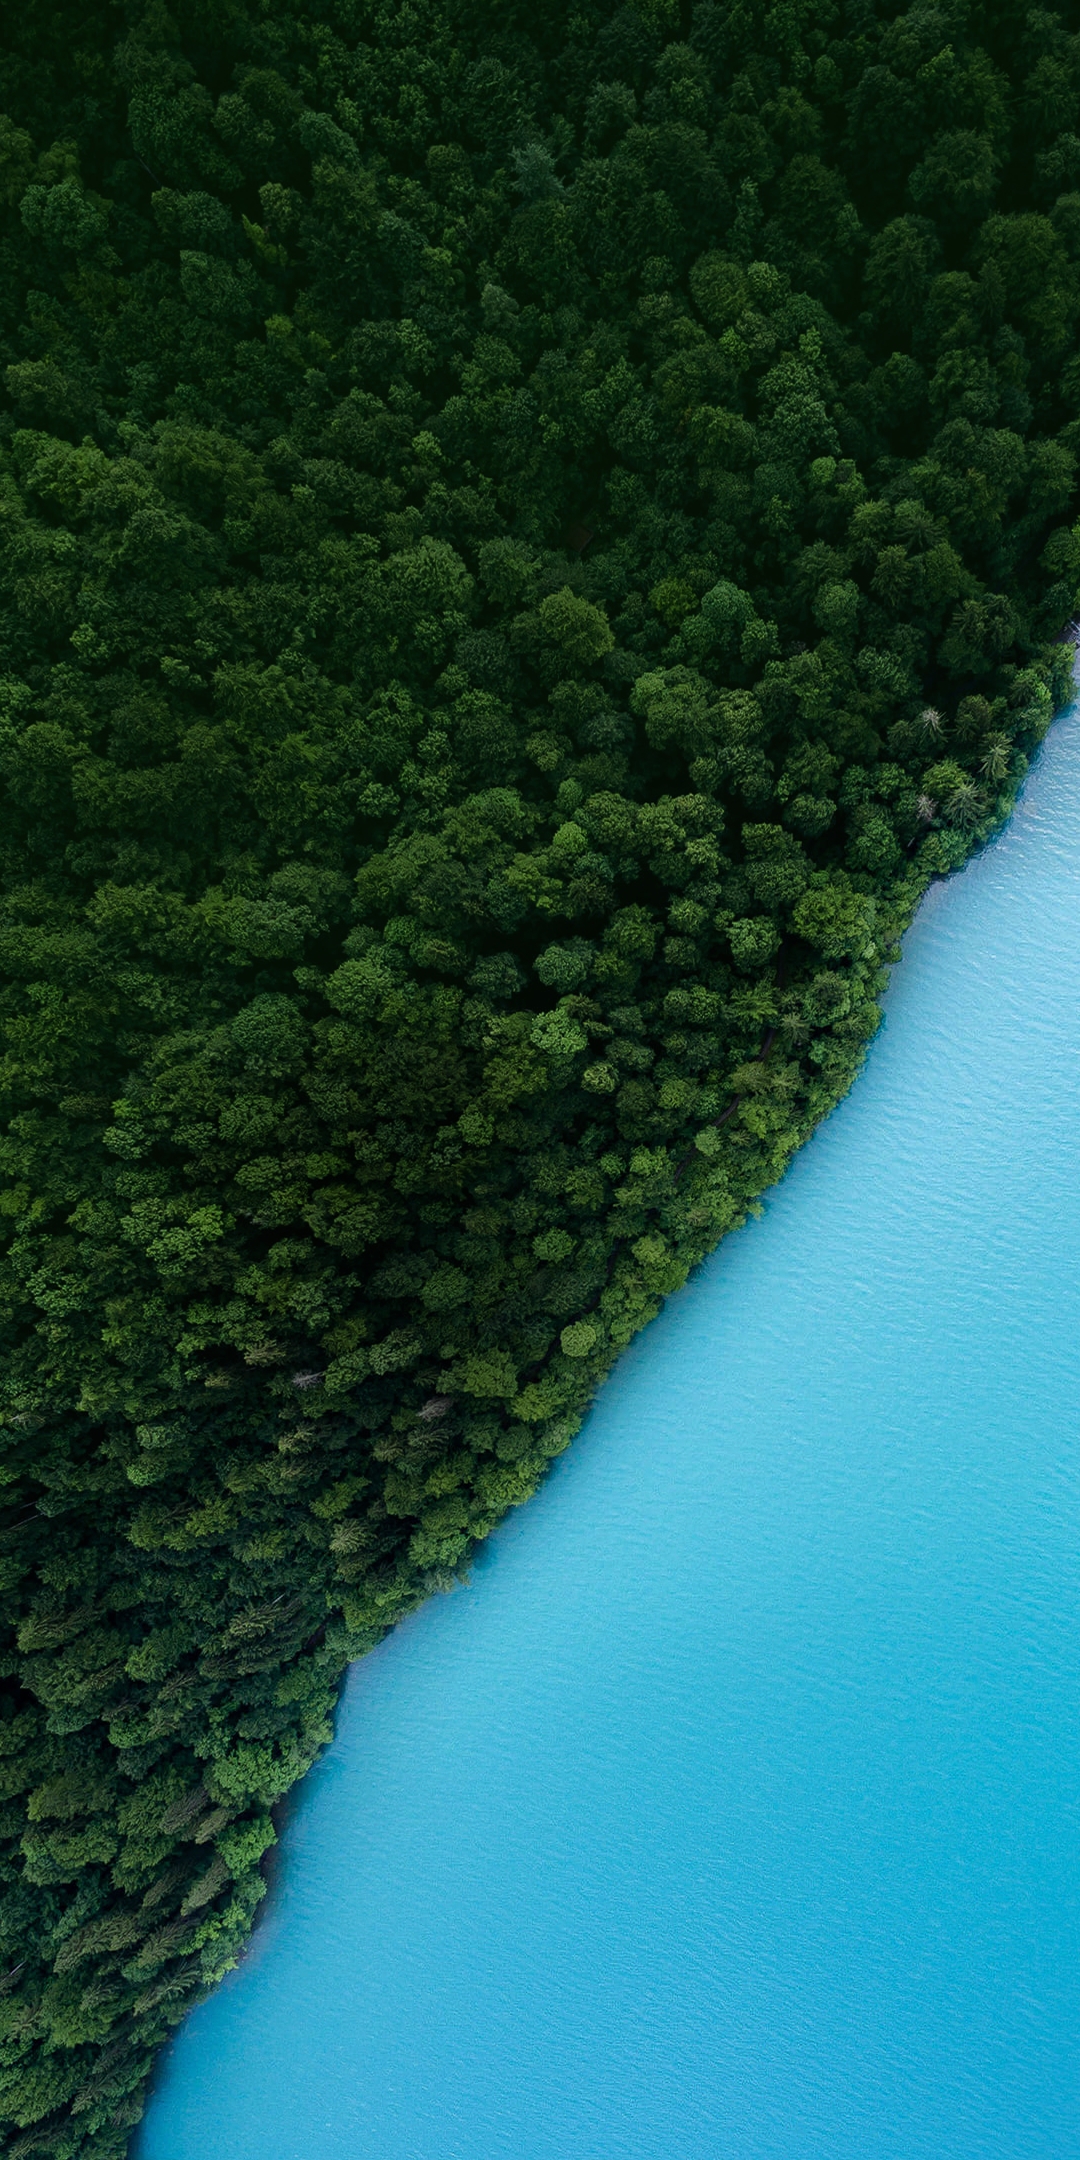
[1,0,1080,2147]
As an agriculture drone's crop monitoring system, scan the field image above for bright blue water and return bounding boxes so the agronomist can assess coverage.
[139,704,1080,2160]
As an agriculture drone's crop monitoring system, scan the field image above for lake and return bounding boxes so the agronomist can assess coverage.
[137,699,1080,2160]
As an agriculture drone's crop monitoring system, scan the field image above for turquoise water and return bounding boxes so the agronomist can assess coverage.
[139,705,1080,2160]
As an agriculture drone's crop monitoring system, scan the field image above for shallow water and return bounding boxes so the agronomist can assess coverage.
[139,704,1080,2160]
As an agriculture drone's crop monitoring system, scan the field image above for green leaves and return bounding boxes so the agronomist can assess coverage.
[792,878,878,962]
[689,251,748,329]
[537,588,614,666]
[631,666,716,757]
[20,177,109,259]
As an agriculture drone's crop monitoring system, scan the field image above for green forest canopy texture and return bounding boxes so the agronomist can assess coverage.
[1,0,1080,2147]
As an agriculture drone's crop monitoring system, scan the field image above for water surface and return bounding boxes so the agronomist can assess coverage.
[140,705,1080,2159]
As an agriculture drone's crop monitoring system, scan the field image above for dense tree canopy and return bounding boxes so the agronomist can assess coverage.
[2,0,1080,2149]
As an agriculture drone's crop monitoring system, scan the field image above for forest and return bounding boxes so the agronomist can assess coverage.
[1,0,1080,2149]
